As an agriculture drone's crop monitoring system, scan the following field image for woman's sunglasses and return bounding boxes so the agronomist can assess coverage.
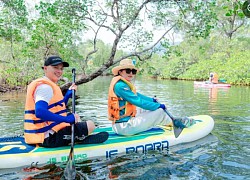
[123,69,137,75]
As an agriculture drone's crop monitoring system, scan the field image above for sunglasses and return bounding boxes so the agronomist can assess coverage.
[123,69,137,75]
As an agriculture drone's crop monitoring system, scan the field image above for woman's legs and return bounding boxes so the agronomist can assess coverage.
[112,109,171,135]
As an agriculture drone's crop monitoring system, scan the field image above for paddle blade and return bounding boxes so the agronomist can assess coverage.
[64,149,76,179]
[172,117,186,138]
[173,126,184,138]
[64,163,76,179]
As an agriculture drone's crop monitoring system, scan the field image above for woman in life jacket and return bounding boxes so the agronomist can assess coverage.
[208,72,219,84]
[108,59,188,136]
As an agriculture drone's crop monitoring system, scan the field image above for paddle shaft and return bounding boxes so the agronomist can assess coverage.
[64,68,76,179]
[164,109,184,138]
[163,109,174,120]
[154,96,183,138]
[70,68,76,155]
[154,96,174,120]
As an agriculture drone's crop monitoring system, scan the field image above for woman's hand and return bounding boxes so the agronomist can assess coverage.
[153,97,159,102]
[159,104,167,110]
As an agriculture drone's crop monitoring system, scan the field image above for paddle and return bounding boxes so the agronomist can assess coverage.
[163,109,185,138]
[64,68,76,179]
[154,96,185,138]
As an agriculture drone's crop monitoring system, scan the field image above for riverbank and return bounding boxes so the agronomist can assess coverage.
[0,85,23,93]
[1,75,249,94]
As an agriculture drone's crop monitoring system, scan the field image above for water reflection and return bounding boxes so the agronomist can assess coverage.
[193,86,231,116]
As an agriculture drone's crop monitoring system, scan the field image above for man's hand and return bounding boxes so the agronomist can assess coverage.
[69,83,77,91]
[73,113,80,123]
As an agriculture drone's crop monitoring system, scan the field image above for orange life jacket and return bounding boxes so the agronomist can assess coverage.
[108,76,137,124]
[211,73,219,83]
[24,78,70,144]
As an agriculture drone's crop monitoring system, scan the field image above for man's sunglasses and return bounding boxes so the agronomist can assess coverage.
[123,69,137,75]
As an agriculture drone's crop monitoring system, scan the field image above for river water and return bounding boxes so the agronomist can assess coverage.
[0,77,249,179]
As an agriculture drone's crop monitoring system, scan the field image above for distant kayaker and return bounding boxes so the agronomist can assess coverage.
[108,59,194,136]
[24,55,100,147]
[208,72,219,84]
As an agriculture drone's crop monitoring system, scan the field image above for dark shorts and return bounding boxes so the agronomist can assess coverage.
[40,122,88,148]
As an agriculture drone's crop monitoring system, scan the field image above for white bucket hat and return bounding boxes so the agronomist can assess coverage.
[112,59,139,76]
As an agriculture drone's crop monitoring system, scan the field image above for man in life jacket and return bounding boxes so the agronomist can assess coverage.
[108,59,194,136]
[24,55,98,147]
[209,72,219,84]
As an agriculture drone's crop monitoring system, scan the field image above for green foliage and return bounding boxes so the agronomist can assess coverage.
[137,54,165,77]
[0,0,249,87]
[156,36,250,85]
[215,0,249,39]
[0,0,90,86]
[0,0,28,42]
[76,40,125,75]
[179,0,218,38]
[223,0,245,18]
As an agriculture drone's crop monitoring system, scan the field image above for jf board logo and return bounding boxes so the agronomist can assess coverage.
[243,0,250,18]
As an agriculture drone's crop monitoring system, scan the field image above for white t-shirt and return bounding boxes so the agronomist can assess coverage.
[34,78,55,138]
[34,84,53,103]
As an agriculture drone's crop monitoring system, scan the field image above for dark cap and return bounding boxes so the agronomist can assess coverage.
[44,55,69,67]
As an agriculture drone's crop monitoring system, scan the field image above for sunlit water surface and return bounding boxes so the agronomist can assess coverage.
[0,77,249,179]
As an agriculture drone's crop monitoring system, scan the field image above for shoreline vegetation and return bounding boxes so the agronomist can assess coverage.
[0,73,248,94]
[1,36,250,93]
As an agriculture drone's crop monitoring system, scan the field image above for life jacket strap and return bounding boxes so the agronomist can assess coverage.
[24,119,46,124]
[25,110,35,114]
[24,122,59,133]
[48,99,65,108]
[24,109,67,115]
